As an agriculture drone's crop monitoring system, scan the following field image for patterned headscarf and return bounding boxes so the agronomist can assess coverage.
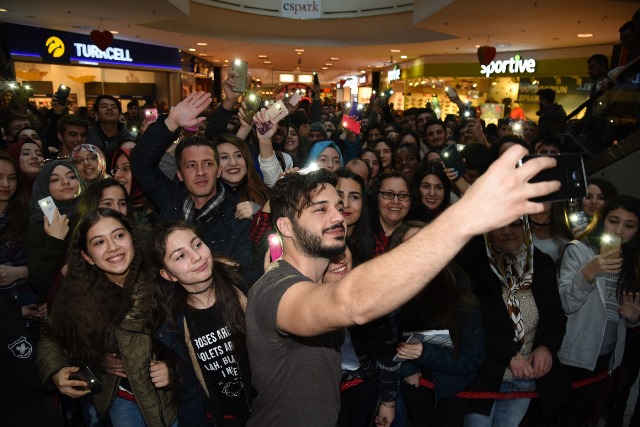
[70,144,107,184]
[484,216,534,347]
[29,160,85,224]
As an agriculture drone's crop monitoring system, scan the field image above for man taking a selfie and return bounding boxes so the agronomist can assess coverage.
[245,146,560,426]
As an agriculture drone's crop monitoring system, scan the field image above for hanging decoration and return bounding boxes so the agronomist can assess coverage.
[477,45,496,66]
[90,19,114,51]
[477,35,496,66]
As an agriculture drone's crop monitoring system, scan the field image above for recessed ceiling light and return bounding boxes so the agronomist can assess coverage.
[258,55,268,58]
[400,55,407,59]
[325,63,333,66]
[330,57,339,61]
[264,61,271,64]
[197,42,207,46]
[577,33,593,38]
[475,44,481,48]
[213,60,220,62]
[199,53,208,56]
[109,30,119,35]
[0,8,8,12]
[390,49,401,53]
[224,59,229,62]
[375,65,382,68]
[295,49,305,52]
[188,48,196,52]
[321,67,328,70]
[360,70,366,73]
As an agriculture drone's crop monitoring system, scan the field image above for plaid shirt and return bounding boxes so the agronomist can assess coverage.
[250,207,272,244]
[373,230,389,257]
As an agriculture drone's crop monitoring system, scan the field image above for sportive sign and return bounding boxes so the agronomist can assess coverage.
[480,55,536,78]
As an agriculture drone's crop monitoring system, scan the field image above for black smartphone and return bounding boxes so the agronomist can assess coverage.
[231,60,248,93]
[69,366,102,392]
[440,144,467,175]
[518,154,587,203]
[313,72,320,86]
[54,84,71,105]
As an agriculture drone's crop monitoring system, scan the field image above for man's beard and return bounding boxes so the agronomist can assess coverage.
[291,219,346,259]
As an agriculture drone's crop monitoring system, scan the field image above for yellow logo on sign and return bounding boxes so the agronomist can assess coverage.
[45,36,65,58]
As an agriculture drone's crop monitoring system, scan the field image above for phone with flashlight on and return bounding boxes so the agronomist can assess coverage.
[268,233,283,262]
[600,234,622,259]
[231,60,248,93]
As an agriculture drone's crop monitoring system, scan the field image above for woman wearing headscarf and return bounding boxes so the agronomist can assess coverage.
[26,160,84,301]
[111,147,158,236]
[458,217,569,427]
[70,144,109,186]
[6,136,45,197]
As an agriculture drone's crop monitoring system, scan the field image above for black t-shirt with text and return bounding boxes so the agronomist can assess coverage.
[186,303,251,421]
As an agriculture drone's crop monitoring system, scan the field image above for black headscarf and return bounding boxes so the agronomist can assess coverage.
[29,160,85,224]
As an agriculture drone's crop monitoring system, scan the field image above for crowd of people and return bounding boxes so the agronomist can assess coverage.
[1,12,640,426]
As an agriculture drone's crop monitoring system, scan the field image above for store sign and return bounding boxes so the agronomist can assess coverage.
[388,66,400,82]
[480,54,536,78]
[281,0,321,18]
[73,43,133,62]
[4,23,180,71]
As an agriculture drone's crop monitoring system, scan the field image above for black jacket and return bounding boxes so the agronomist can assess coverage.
[457,237,571,416]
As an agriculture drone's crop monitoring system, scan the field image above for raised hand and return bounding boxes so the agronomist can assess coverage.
[165,92,212,132]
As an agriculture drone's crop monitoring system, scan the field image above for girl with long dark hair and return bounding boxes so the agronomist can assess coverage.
[37,209,177,426]
[335,169,374,266]
[214,134,270,220]
[0,152,41,315]
[409,161,451,224]
[392,221,484,427]
[558,195,640,427]
[151,221,253,426]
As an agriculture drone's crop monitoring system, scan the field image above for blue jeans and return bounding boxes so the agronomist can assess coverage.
[464,378,536,427]
[109,397,178,427]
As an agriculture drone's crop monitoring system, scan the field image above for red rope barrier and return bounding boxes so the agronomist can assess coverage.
[416,370,610,400]
[340,378,364,392]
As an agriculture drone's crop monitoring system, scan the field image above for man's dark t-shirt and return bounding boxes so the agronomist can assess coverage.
[246,261,343,426]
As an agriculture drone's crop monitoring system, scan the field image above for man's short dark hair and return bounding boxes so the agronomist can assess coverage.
[57,115,91,134]
[497,118,511,128]
[587,54,609,68]
[93,95,122,113]
[175,136,219,169]
[3,113,31,138]
[127,100,139,109]
[403,108,419,118]
[620,21,635,33]
[536,88,556,104]
[424,118,445,132]
[271,168,338,226]
[416,108,435,118]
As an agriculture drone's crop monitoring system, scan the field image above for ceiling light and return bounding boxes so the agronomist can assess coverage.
[109,30,119,35]
[390,49,401,53]
[213,60,220,62]
[475,44,481,48]
[199,53,208,56]
[330,57,339,61]
[360,70,366,73]
[197,42,207,46]
[400,55,407,59]
[577,33,593,38]
[325,63,333,66]
[0,8,8,12]
[188,48,196,52]
[295,49,305,52]
[224,59,229,62]
[264,61,271,64]
[258,55,268,58]
[322,67,328,70]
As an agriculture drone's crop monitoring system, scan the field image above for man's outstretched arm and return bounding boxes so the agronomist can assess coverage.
[277,146,560,336]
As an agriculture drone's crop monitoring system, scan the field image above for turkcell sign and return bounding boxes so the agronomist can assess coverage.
[480,55,536,78]
[281,0,321,18]
[73,43,133,62]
